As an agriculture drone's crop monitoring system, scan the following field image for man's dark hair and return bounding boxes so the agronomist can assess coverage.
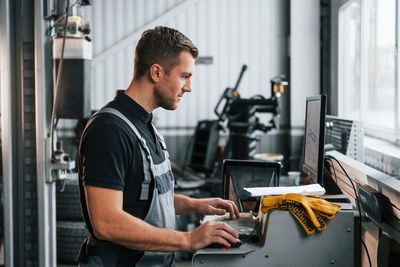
[134,26,198,80]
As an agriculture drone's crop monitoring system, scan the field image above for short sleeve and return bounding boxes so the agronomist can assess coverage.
[79,119,133,191]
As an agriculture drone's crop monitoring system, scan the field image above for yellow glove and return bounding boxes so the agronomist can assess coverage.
[261,196,318,234]
[280,193,340,229]
[314,210,329,231]
[283,201,317,234]
[261,194,340,234]
[262,194,340,214]
[261,194,285,214]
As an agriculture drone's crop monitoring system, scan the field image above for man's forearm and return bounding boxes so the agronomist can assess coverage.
[95,209,190,252]
[85,186,191,252]
[174,194,198,215]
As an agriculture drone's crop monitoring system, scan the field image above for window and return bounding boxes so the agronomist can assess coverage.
[365,0,396,129]
[338,0,361,121]
[338,0,400,143]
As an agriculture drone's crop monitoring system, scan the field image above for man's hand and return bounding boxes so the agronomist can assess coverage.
[185,221,239,251]
[195,198,240,219]
[174,195,240,219]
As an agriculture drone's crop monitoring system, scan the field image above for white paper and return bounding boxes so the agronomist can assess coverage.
[244,184,326,196]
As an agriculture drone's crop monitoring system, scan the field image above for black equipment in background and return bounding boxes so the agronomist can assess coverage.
[188,120,220,175]
[187,65,288,178]
[226,73,288,160]
[214,65,247,124]
[228,96,280,159]
[188,65,248,175]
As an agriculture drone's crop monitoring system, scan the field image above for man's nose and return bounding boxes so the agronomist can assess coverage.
[183,80,192,92]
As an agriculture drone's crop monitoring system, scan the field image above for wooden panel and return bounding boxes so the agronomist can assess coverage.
[326,151,400,267]
[326,151,400,219]
[362,222,379,267]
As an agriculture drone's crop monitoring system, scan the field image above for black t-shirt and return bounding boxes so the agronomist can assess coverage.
[78,90,166,264]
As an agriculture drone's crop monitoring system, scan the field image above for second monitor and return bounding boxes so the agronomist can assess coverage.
[302,95,327,186]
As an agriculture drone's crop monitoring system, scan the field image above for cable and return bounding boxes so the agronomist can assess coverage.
[323,164,335,184]
[325,155,360,210]
[46,0,81,36]
[50,0,70,159]
[323,162,333,176]
[324,160,338,184]
[326,155,372,267]
[54,117,59,129]
[70,0,81,9]
[324,158,340,185]
[361,238,372,267]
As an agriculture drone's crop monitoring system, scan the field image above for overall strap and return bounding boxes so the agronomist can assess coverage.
[150,122,170,162]
[150,122,167,150]
[94,107,153,200]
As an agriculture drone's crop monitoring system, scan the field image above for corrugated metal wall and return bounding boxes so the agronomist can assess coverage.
[86,0,288,134]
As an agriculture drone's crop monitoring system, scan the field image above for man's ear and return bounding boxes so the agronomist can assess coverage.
[149,64,163,83]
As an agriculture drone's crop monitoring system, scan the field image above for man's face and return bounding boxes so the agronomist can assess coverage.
[154,50,194,110]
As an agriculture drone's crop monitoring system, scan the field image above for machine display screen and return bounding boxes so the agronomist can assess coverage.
[304,100,321,172]
[302,95,326,185]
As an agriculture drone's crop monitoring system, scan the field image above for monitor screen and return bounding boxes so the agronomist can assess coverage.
[302,95,327,186]
[222,160,281,212]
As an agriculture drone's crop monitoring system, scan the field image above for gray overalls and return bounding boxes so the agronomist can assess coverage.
[78,107,176,267]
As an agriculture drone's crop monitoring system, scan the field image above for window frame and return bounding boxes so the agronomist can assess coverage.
[337,0,400,145]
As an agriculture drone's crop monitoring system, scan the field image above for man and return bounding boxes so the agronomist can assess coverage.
[77,26,240,267]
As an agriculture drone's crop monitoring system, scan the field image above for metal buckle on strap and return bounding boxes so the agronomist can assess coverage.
[160,140,167,150]
[139,183,150,200]
[151,124,167,150]
[155,131,163,140]
[156,133,167,150]
[139,137,151,156]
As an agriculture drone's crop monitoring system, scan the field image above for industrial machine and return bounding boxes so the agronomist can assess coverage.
[187,65,288,177]
[192,95,355,266]
[192,159,355,267]
[48,0,92,183]
[215,65,288,160]
[193,207,354,267]
[50,1,93,265]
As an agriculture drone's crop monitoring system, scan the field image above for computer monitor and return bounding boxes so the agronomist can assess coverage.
[302,95,327,186]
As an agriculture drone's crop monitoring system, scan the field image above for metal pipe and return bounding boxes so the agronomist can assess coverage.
[0,0,15,265]
[34,0,57,266]
[18,0,27,263]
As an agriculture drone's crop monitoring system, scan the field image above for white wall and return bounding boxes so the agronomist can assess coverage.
[290,0,320,128]
[87,0,289,134]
